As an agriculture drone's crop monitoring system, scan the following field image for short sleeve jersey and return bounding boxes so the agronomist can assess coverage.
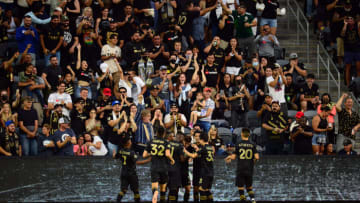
[235,139,258,175]
[146,137,169,172]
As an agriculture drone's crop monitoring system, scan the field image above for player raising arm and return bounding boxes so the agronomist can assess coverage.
[225,128,259,203]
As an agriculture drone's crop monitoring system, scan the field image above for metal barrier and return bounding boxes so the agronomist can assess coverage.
[316,43,341,99]
[286,0,309,64]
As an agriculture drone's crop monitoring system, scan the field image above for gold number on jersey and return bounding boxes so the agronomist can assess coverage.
[239,149,253,160]
[122,155,127,165]
[151,144,165,156]
[206,151,214,162]
[170,146,174,157]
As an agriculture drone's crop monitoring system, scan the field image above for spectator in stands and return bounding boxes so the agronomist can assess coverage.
[63,66,76,99]
[240,58,258,109]
[341,14,360,86]
[70,98,87,137]
[317,93,337,144]
[229,75,250,128]
[124,31,146,68]
[54,117,77,156]
[209,125,226,156]
[218,12,235,49]
[164,103,187,135]
[154,0,176,26]
[0,103,18,128]
[267,64,288,115]
[290,112,313,155]
[135,109,154,154]
[78,88,96,114]
[18,63,45,106]
[312,105,332,155]
[18,97,38,156]
[257,94,273,123]
[262,101,288,154]
[116,107,137,143]
[260,0,279,35]
[75,46,95,99]
[0,120,21,156]
[221,3,257,58]
[285,74,298,110]
[49,104,62,135]
[101,33,121,83]
[299,73,320,110]
[40,15,64,66]
[37,124,55,156]
[47,82,73,117]
[61,16,79,69]
[73,134,89,156]
[88,133,108,156]
[203,54,219,91]
[254,24,280,64]
[225,38,243,82]
[16,15,38,65]
[145,85,165,113]
[283,53,307,86]
[152,65,173,112]
[204,36,225,69]
[195,87,214,133]
[85,108,102,137]
[338,139,358,155]
[76,7,94,27]
[117,4,137,43]
[106,101,123,154]
[42,55,62,92]
[173,73,192,115]
[335,93,360,152]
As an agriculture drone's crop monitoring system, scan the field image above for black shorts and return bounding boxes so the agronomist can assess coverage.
[235,173,253,188]
[181,170,190,187]
[121,174,139,191]
[168,170,181,190]
[151,170,168,184]
[192,171,201,187]
[199,176,213,190]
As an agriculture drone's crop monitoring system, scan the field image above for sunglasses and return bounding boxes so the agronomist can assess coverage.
[120,91,127,93]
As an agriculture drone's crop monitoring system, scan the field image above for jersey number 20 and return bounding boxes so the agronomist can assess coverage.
[239,149,253,160]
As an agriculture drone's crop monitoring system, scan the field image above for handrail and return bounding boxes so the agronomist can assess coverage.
[350,92,360,112]
[317,43,341,99]
[286,0,309,63]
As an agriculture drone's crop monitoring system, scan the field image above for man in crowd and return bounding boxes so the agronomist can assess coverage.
[47,82,73,117]
[18,97,38,156]
[164,103,187,134]
[299,73,320,110]
[283,53,307,86]
[42,55,62,92]
[54,117,77,156]
[0,121,22,156]
[16,15,38,65]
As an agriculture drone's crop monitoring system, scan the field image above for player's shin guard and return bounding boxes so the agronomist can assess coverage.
[238,189,246,201]
[160,191,166,203]
[168,189,177,203]
[199,191,207,203]
[206,191,213,203]
[117,190,127,203]
[184,190,190,202]
[247,188,255,199]
[133,191,140,203]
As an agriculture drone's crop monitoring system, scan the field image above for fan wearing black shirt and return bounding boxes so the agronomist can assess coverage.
[204,36,225,68]
[184,132,215,203]
[61,16,78,69]
[143,126,175,203]
[225,128,259,203]
[113,136,150,203]
[124,32,146,69]
[97,19,124,48]
[70,98,87,136]
[203,54,220,89]
[299,74,320,110]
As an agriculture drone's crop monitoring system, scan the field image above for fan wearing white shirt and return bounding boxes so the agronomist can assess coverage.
[47,81,73,117]
[101,34,121,84]
[266,64,288,116]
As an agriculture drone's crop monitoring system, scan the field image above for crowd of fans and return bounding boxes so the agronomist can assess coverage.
[0,0,358,158]
[305,0,360,87]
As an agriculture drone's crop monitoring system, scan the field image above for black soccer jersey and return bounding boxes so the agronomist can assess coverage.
[146,138,169,172]
[168,140,183,172]
[235,140,258,175]
[197,144,214,177]
[116,148,138,176]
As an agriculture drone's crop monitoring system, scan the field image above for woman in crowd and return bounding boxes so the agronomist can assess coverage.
[76,7,94,27]
[85,108,103,137]
[0,103,17,129]
[209,125,226,156]
[75,44,95,99]
[174,73,193,117]
[312,106,332,155]
[95,8,112,35]
[74,134,90,156]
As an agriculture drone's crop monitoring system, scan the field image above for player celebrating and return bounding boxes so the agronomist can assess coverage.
[143,126,175,203]
[167,132,184,202]
[184,132,215,203]
[113,136,150,203]
[225,128,259,203]
[180,134,193,202]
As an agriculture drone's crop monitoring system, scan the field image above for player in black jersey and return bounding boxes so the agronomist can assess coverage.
[225,128,259,203]
[184,132,215,203]
[167,132,184,202]
[143,126,175,203]
[180,134,192,203]
[113,136,150,203]
[190,130,202,202]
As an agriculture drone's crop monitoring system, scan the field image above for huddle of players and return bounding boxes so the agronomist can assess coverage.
[113,127,259,203]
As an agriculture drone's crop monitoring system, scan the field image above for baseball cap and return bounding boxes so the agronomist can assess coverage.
[54,7,63,13]
[100,63,108,73]
[103,88,112,96]
[109,18,117,23]
[59,117,70,124]
[123,71,129,75]
[5,120,14,127]
[343,139,352,146]
[289,53,298,59]
[170,103,178,108]
[264,93,272,98]
[160,65,167,71]
[306,73,315,79]
[61,15,69,22]
[204,87,212,92]
[112,100,120,106]
[295,111,304,119]
[149,85,160,91]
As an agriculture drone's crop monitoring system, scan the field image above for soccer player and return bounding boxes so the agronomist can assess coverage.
[167,132,184,202]
[180,134,193,203]
[225,128,259,203]
[113,136,150,203]
[184,132,215,203]
[143,126,175,203]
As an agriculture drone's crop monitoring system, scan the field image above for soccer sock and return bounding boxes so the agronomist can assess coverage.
[168,189,177,203]
[207,191,213,203]
[184,190,190,202]
[160,191,166,203]
[133,190,140,203]
[247,188,255,199]
[199,191,207,203]
[238,189,246,201]
[194,191,199,202]
[117,190,126,203]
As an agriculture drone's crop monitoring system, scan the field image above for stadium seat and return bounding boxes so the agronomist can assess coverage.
[276,59,288,67]
[211,119,230,128]
[233,127,242,136]
[248,110,260,129]
[288,110,298,119]
[218,127,232,136]
[184,127,191,135]
[252,127,267,147]
[221,134,233,145]
[304,110,317,119]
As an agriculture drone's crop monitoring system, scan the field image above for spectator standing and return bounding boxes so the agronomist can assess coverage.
[338,139,358,155]
[196,88,214,133]
[106,100,124,155]
[283,53,307,86]
[16,15,38,65]
[266,64,288,115]
[284,74,298,110]
[70,98,87,137]
[41,55,62,92]
[0,120,21,156]
[317,93,337,144]
[75,45,95,99]
[134,109,154,155]
[101,34,121,83]
[312,106,332,155]
[299,73,320,110]
[60,16,79,70]
[18,97,38,156]
[47,82,73,117]
[164,103,187,135]
[260,0,279,35]
[228,75,250,128]
[54,117,77,156]
[98,19,124,49]
[18,63,45,106]
[224,38,243,82]
[124,32,146,69]
[335,93,360,152]
[145,85,165,113]
[254,24,280,64]
[73,135,90,156]
[290,113,313,155]
[37,124,55,156]
[40,15,64,66]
